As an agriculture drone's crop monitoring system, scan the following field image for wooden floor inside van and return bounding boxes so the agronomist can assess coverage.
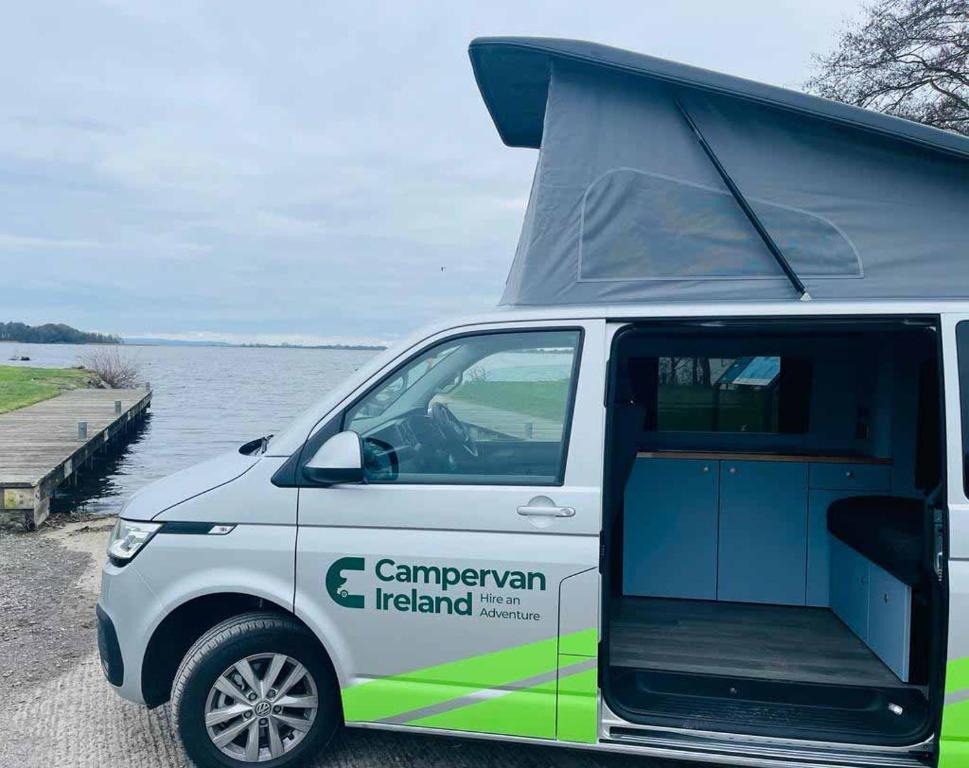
[611,597,906,688]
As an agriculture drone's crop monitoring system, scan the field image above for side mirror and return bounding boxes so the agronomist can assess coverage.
[302,431,364,486]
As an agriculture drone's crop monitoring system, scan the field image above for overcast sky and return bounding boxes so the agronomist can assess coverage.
[1,0,860,345]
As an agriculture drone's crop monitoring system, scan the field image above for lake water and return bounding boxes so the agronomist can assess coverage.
[2,342,378,516]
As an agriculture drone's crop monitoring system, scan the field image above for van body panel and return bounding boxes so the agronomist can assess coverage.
[558,568,600,742]
[128,449,260,519]
[295,503,599,739]
[97,522,298,704]
[97,560,155,704]
[294,320,606,741]
[149,457,295,525]
[132,524,298,615]
[293,483,601,535]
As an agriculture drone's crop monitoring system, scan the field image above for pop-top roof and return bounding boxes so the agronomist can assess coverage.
[468,37,969,306]
[470,37,969,158]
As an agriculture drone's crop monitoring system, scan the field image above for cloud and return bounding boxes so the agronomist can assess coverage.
[0,233,106,250]
[0,0,854,342]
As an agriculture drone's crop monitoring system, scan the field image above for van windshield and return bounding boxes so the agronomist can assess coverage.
[348,346,459,421]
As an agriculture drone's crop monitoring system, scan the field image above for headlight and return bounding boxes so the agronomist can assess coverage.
[107,519,161,564]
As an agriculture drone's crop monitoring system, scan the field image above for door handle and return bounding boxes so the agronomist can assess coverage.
[517,503,576,518]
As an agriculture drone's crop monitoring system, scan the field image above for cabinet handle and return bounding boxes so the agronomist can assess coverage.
[728,467,737,475]
[845,470,855,479]
[702,465,710,473]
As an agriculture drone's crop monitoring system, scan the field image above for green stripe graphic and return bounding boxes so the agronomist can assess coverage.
[342,634,562,722]
[559,627,598,657]
[941,657,969,767]
[341,629,597,740]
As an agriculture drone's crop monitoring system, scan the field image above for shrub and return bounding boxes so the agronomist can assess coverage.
[79,347,142,389]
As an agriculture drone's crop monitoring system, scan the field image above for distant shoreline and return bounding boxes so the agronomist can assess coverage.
[2,339,386,351]
[124,339,387,351]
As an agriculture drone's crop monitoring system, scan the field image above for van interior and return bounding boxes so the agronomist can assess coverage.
[602,317,946,746]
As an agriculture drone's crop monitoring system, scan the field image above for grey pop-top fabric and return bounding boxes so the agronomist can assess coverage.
[469,38,969,305]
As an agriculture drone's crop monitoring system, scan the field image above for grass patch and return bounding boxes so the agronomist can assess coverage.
[0,366,97,415]
[449,380,571,422]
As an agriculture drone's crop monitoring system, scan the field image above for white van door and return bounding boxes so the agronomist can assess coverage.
[941,314,969,764]
[294,321,605,743]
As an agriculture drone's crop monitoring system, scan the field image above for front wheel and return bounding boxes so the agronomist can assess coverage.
[171,612,340,767]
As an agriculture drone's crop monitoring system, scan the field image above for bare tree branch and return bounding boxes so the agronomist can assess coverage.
[806,0,968,135]
[79,347,143,389]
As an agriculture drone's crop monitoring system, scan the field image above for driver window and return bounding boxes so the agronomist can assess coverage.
[343,330,581,485]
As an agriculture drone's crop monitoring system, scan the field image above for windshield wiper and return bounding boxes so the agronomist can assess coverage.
[239,434,273,456]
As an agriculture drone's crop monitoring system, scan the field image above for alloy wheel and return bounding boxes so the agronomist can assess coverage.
[203,653,318,762]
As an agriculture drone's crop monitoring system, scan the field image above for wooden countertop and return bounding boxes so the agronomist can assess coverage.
[636,451,892,465]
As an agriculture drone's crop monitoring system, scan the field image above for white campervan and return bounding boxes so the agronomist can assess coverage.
[98,38,969,768]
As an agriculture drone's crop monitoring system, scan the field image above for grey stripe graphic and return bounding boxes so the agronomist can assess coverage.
[379,658,597,725]
[945,688,969,706]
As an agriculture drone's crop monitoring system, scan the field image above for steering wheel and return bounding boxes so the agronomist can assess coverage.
[362,437,399,481]
[427,401,478,459]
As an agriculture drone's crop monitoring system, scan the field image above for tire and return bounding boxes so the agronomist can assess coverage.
[171,611,340,767]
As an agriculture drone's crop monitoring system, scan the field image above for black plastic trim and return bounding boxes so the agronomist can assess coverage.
[609,666,930,745]
[157,522,230,535]
[96,604,124,686]
[302,466,364,487]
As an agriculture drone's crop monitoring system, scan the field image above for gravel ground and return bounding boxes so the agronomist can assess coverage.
[0,519,673,768]
[0,522,102,692]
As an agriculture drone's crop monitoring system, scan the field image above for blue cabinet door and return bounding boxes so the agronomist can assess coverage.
[808,462,891,492]
[623,458,719,599]
[807,490,841,607]
[829,536,870,641]
[718,461,808,605]
[807,489,884,607]
[867,562,911,681]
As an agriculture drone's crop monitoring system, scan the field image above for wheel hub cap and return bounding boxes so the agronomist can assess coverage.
[204,653,318,762]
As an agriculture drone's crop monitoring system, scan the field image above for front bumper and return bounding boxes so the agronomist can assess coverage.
[97,557,157,705]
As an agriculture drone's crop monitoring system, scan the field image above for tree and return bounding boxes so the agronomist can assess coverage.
[807,0,968,135]
[0,321,120,344]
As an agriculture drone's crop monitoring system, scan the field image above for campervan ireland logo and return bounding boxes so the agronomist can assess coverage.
[324,555,548,620]
[325,556,366,609]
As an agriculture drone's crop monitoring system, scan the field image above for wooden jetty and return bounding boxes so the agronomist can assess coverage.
[0,386,151,529]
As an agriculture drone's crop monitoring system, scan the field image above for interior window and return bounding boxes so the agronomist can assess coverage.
[654,355,809,433]
[343,330,581,484]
